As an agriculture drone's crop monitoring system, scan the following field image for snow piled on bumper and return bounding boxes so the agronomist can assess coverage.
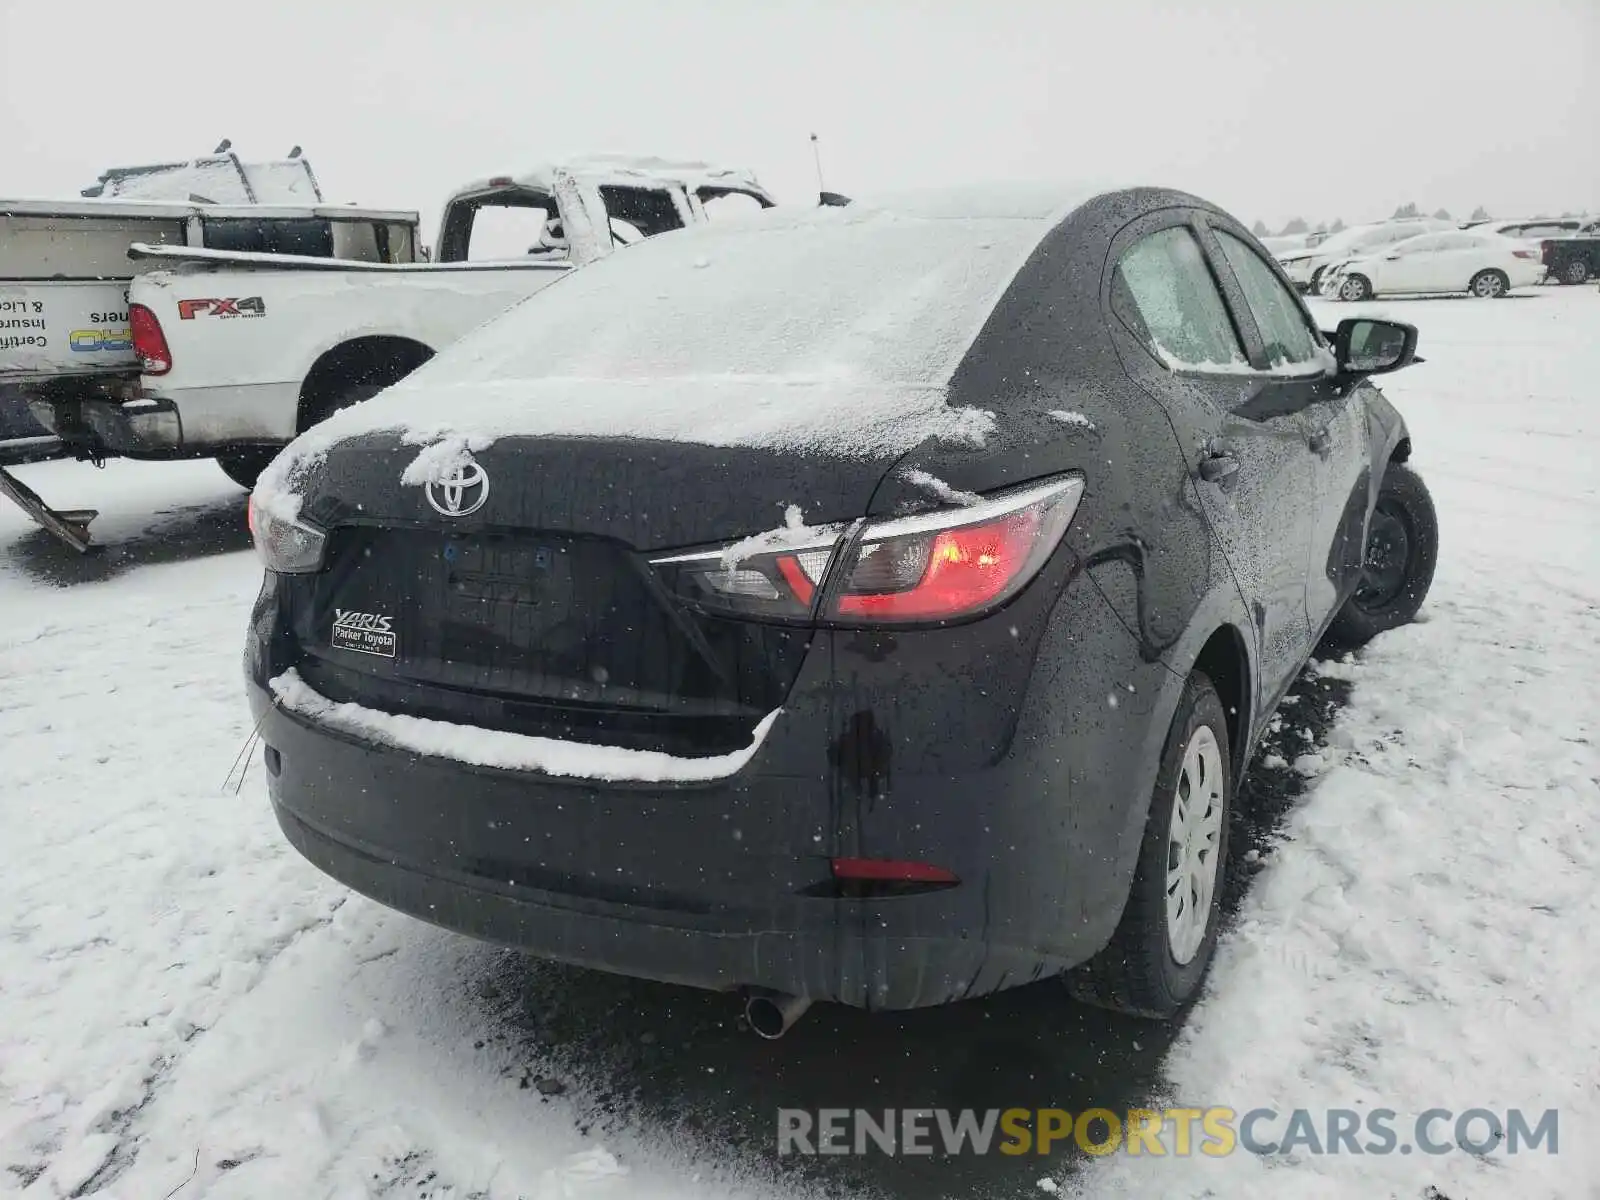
[269,668,781,783]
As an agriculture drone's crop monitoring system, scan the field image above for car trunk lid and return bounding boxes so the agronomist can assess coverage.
[281,431,904,757]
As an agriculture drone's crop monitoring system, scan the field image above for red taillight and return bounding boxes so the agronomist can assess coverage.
[128,303,171,376]
[649,476,1084,627]
[827,477,1083,624]
[830,857,959,884]
[774,554,818,606]
[835,509,1046,620]
[1513,249,1538,260]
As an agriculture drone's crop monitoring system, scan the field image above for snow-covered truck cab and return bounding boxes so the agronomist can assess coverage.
[120,158,777,490]
[431,158,776,266]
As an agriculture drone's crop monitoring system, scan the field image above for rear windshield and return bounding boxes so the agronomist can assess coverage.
[417,208,1050,388]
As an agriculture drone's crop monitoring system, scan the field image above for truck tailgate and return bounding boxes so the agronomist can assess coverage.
[0,280,135,377]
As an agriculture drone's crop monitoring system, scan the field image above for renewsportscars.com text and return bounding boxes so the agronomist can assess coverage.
[777,1107,1559,1158]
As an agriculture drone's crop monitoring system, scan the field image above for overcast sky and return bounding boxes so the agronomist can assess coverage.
[3,0,1596,235]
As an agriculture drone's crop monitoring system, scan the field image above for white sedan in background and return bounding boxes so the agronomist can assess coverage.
[1274,218,1454,292]
[1321,230,1547,300]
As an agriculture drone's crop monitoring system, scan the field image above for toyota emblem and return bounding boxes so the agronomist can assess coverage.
[425,459,490,517]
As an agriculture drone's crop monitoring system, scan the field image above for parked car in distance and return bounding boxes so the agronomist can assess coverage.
[1541,230,1600,285]
[1275,218,1455,293]
[1322,230,1547,300]
[1462,216,1598,243]
[1258,230,1330,255]
[244,185,1437,1032]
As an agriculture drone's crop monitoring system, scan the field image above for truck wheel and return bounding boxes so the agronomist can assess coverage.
[304,381,387,429]
[1065,671,1232,1020]
[1323,463,1438,649]
[216,449,276,490]
[1561,260,1591,285]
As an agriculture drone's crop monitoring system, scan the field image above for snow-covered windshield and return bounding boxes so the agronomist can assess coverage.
[393,206,1052,390]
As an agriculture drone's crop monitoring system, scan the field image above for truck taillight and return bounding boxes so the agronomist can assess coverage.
[129,304,171,376]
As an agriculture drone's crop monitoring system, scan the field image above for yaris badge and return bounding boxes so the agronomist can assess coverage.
[425,460,490,517]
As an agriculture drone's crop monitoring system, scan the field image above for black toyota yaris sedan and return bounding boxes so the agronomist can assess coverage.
[244,185,1437,1030]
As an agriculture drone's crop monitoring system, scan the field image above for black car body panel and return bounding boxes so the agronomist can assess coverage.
[247,186,1416,1008]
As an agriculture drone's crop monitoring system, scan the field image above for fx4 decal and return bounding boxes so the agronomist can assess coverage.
[177,297,266,320]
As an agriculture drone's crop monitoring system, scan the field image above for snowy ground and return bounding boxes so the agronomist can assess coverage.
[1,286,1596,1199]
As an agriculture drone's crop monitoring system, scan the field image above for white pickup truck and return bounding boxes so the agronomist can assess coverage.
[111,157,777,487]
[1,151,418,451]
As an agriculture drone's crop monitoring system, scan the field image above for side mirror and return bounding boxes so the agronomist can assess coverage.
[1333,318,1418,376]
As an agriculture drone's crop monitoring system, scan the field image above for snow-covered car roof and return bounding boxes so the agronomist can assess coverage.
[447,155,775,203]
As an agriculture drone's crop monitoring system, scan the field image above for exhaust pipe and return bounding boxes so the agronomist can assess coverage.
[743,989,812,1039]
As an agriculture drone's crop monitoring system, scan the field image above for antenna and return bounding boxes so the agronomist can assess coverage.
[810,133,826,193]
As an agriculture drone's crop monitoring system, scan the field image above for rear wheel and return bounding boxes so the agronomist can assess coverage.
[216,449,276,490]
[303,381,387,430]
[1337,273,1372,302]
[1323,462,1438,648]
[1469,269,1509,299]
[1561,260,1591,285]
[1066,672,1231,1020]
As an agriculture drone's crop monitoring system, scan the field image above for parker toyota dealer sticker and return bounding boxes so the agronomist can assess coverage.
[332,610,397,658]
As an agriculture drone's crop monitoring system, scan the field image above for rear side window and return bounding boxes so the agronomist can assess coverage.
[467,201,556,260]
[597,186,685,239]
[697,189,768,220]
[1214,230,1321,369]
[1114,227,1246,370]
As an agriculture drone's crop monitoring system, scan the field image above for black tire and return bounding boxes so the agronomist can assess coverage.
[1066,672,1232,1020]
[1469,269,1509,299]
[1337,273,1372,302]
[215,449,276,490]
[1561,260,1591,285]
[1323,462,1438,649]
[303,381,387,430]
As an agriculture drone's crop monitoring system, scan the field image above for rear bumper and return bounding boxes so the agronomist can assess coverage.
[1279,259,1317,288]
[246,564,1180,1010]
[251,676,1105,1009]
[25,392,187,458]
[273,795,1050,1008]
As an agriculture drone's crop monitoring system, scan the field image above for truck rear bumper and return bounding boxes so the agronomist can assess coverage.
[77,396,184,454]
[28,378,297,460]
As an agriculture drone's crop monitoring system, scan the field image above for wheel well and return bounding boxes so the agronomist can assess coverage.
[1390,436,1411,464]
[298,336,433,430]
[1193,625,1250,780]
